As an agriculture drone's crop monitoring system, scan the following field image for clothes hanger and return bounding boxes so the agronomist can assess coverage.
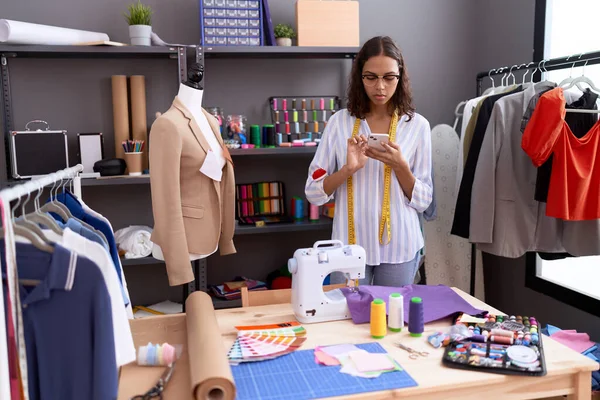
[482,68,496,96]
[39,178,70,222]
[24,181,63,235]
[558,54,581,88]
[0,194,54,255]
[57,176,109,244]
[452,100,466,131]
[15,190,57,244]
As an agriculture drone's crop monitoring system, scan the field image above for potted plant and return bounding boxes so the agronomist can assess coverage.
[124,0,153,46]
[274,24,295,47]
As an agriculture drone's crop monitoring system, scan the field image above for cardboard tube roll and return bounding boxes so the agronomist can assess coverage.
[112,75,130,160]
[185,291,236,400]
[130,75,148,170]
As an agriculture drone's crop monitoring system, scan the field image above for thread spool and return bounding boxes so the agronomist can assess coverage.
[282,99,287,110]
[490,335,513,345]
[388,293,404,332]
[262,126,268,145]
[309,204,319,221]
[408,297,424,337]
[250,125,261,147]
[265,125,275,147]
[370,298,387,339]
[294,197,304,220]
[471,334,487,343]
[490,329,514,338]
[137,342,176,366]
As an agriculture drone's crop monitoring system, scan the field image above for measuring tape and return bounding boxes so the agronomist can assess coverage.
[347,111,399,245]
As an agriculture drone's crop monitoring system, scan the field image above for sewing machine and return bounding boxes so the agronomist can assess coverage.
[288,240,366,324]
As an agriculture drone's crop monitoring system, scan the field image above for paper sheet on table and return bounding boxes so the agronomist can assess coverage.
[0,19,109,45]
[118,292,236,400]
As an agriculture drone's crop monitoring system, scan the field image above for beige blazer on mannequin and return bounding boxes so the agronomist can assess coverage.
[149,97,236,286]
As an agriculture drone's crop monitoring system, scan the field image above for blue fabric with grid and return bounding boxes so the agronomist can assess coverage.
[231,342,417,400]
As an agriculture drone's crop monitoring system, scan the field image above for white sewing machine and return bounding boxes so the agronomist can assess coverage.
[288,240,366,324]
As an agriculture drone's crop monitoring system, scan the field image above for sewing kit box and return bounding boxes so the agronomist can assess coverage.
[295,0,359,47]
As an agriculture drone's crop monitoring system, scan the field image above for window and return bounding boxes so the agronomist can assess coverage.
[526,0,600,318]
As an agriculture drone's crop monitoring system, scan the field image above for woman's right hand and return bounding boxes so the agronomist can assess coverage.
[345,135,368,175]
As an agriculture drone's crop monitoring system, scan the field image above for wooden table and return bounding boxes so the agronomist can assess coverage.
[119,288,598,400]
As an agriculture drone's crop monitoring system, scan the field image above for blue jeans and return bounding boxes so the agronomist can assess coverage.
[329,251,421,287]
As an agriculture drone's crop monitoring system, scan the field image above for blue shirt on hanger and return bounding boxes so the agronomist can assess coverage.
[58,218,110,253]
[50,191,129,306]
[1,242,118,400]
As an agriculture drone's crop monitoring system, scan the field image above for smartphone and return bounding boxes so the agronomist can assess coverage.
[367,133,390,151]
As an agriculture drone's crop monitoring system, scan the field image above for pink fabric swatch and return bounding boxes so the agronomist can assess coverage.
[551,330,596,353]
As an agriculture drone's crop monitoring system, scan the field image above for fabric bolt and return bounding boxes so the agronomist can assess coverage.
[452,86,523,239]
[305,109,433,266]
[339,284,484,325]
[61,227,136,367]
[328,251,421,287]
[0,242,118,400]
[423,124,479,296]
[522,87,600,220]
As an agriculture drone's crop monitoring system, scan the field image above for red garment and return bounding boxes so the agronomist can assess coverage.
[522,87,600,220]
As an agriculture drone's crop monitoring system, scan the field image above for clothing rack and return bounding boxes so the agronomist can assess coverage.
[0,164,83,398]
[470,50,600,298]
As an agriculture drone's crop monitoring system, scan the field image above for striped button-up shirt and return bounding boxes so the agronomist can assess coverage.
[305,109,433,266]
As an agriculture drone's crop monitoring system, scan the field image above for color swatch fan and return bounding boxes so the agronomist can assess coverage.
[228,321,306,365]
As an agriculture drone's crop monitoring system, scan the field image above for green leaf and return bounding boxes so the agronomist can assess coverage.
[124,0,153,26]
[274,23,296,39]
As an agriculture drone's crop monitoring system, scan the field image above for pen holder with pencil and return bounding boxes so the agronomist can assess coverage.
[122,140,145,176]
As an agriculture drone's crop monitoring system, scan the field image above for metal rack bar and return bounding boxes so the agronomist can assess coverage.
[476,50,600,94]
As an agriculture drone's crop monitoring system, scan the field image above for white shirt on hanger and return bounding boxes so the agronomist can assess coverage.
[61,228,136,367]
[75,198,133,319]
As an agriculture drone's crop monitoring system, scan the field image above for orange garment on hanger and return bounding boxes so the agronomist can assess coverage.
[522,87,600,220]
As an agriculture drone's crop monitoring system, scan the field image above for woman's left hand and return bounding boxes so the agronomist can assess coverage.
[364,141,408,171]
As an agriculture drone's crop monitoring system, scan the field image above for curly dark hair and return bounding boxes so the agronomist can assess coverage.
[347,36,415,120]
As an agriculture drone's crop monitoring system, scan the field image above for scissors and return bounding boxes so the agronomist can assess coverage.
[395,342,429,359]
[131,362,176,400]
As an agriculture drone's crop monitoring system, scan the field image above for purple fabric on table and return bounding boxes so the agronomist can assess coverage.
[339,284,485,325]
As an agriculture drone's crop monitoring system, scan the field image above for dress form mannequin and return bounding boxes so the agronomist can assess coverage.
[152,63,225,262]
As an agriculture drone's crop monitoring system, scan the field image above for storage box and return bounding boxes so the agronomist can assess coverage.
[9,121,69,179]
[295,0,359,47]
[200,0,263,46]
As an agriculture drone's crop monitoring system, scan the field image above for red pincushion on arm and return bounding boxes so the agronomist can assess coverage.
[312,168,327,180]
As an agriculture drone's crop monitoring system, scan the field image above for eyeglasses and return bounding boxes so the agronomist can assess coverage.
[362,74,400,87]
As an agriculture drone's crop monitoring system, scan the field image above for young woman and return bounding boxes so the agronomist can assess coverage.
[305,36,433,287]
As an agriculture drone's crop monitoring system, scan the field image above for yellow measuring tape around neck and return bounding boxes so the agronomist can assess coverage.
[347,111,399,245]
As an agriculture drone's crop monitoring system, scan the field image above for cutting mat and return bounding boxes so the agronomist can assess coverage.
[231,342,418,400]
